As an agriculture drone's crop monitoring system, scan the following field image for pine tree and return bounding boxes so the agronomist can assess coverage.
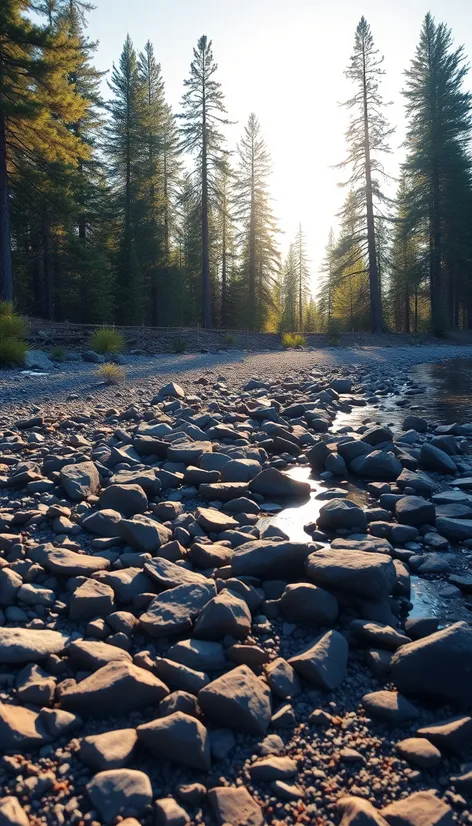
[337,17,393,332]
[403,13,472,332]
[106,35,145,323]
[235,113,280,330]
[280,244,297,332]
[318,228,336,330]
[293,223,310,331]
[179,35,231,328]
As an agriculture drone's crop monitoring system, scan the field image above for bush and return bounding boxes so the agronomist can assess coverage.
[170,336,187,354]
[96,363,125,384]
[89,327,125,355]
[0,307,27,368]
[224,333,236,347]
[327,318,342,345]
[50,346,67,362]
[281,332,306,349]
[0,337,27,367]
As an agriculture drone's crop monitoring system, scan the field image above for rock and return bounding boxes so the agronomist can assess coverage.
[0,628,68,663]
[119,515,172,553]
[249,756,297,781]
[395,496,435,527]
[199,665,271,734]
[221,459,261,482]
[209,728,236,760]
[208,786,264,826]
[30,544,110,576]
[60,661,168,715]
[60,461,99,500]
[337,796,389,826]
[189,541,233,568]
[350,620,411,651]
[450,770,472,794]
[152,658,209,694]
[232,540,313,579]
[167,639,226,672]
[436,517,472,541]
[86,769,152,824]
[195,507,238,532]
[193,592,251,640]
[137,712,210,770]
[350,451,402,481]
[0,702,49,751]
[280,582,338,625]
[361,691,419,724]
[381,790,454,826]
[24,349,54,370]
[69,579,115,621]
[416,715,472,755]
[79,729,138,770]
[155,798,190,826]
[249,468,310,499]
[200,482,249,501]
[317,498,367,532]
[82,508,122,537]
[83,349,104,363]
[288,630,348,690]
[397,469,434,496]
[0,569,22,606]
[144,557,209,590]
[16,664,55,706]
[167,441,212,464]
[265,658,300,698]
[420,443,456,474]
[157,381,185,399]
[99,484,148,517]
[390,621,472,706]
[403,415,427,433]
[66,640,132,670]
[0,797,29,826]
[305,548,396,600]
[140,582,216,638]
[396,737,441,768]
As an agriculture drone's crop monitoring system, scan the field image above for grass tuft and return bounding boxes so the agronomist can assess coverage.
[170,336,187,354]
[0,337,27,367]
[281,332,306,349]
[96,363,125,384]
[89,327,125,355]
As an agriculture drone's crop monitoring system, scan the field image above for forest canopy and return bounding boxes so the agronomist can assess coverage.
[1,3,472,334]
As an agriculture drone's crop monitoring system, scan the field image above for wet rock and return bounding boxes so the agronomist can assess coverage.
[288,630,348,690]
[199,665,271,734]
[249,467,310,499]
[350,451,402,481]
[86,769,152,824]
[420,443,457,474]
[390,621,472,706]
[317,498,367,532]
[137,711,210,770]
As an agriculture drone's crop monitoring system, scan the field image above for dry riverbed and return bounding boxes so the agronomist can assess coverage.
[0,345,471,826]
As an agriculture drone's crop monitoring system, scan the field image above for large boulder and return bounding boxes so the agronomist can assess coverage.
[232,540,314,579]
[99,484,147,517]
[395,496,435,527]
[199,665,271,735]
[60,461,100,501]
[305,548,396,600]
[288,630,348,690]
[119,515,171,553]
[208,787,264,826]
[24,349,54,370]
[86,769,152,824]
[420,443,457,474]
[193,592,251,640]
[317,498,367,532]
[59,661,169,716]
[436,517,472,541]
[350,451,402,481]
[390,622,472,706]
[280,583,338,625]
[139,582,216,638]
[0,628,68,663]
[381,790,454,826]
[137,711,210,770]
[249,468,310,499]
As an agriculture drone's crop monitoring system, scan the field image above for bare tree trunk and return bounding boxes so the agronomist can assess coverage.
[201,69,212,329]
[221,203,227,328]
[362,47,383,333]
[42,217,53,320]
[404,285,410,333]
[0,109,13,302]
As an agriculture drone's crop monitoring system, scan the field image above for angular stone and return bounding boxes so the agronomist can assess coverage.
[79,729,138,770]
[155,798,190,826]
[232,540,313,579]
[199,665,271,735]
[280,582,338,625]
[99,484,148,517]
[395,496,435,527]
[350,621,411,651]
[119,515,172,553]
[82,509,122,537]
[189,542,233,568]
[420,443,456,474]
[0,796,29,826]
[436,517,472,541]
[167,639,226,672]
[140,582,215,638]
[362,690,419,725]
[317,498,367,532]
[193,592,251,640]
[416,715,472,755]
[60,461,99,501]
[137,711,210,770]
[0,628,68,663]
[0,702,49,752]
[30,544,110,576]
[60,661,168,716]
[396,737,441,768]
[208,786,264,826]
[144,558,209,591]
[288,630,348,690]
[381,791,454,826]
[86,769,152,824]
[221,459,261,483]
[249,756,297,781]
[200,482,249,501]
[195,507,238,532]
[249,468,310,499]
[350,451,402,481]
[66,640,132,670]
[167,441,212,464]
[305,548,396,600]
[69,579,115,621]
[265,658,300,699]
[390,622,472,706]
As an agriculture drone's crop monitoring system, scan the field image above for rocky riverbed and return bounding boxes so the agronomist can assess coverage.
[0,349,471,826]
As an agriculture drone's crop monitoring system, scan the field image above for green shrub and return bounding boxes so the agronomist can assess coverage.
[89,327,125,355]
[0,313,27,340]
[0,337,27,367]
[327,318,342,345]
[224,333,236,347]
[0,301,14,317]
[170,336,187,354]
[96,363,125,384]
[281,332,306,349]
[50,346,67,362]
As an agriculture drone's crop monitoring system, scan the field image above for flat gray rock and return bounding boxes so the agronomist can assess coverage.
[362,690,419,725]
[0,628,69,663]
[144,558,209,590]
[29,544,110,576]
[306,548,396,600]
[59,661,168,716]
[86,769,152,824]
[79,729,138,770]
[232,540,314,579]
[140,582,216,637]
[119,514,172,553]
[60,461,100,501]
[208,786,264,826]
[381,790,454,826]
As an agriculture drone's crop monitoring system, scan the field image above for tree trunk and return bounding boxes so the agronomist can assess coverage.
[221,205,227,328]
[42,217,53,320]
[298,233,303,332]
[0,109,13,302]
[362,47,383,333]
[404,284,410,333]
[201,70,212,329]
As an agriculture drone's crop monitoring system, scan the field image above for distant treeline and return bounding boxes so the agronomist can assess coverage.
[1,3,472,333]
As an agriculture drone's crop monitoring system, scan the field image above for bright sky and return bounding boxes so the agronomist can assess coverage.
[86,0,472,294]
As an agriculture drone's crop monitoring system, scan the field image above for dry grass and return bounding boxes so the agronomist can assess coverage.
[96,363,125,384]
